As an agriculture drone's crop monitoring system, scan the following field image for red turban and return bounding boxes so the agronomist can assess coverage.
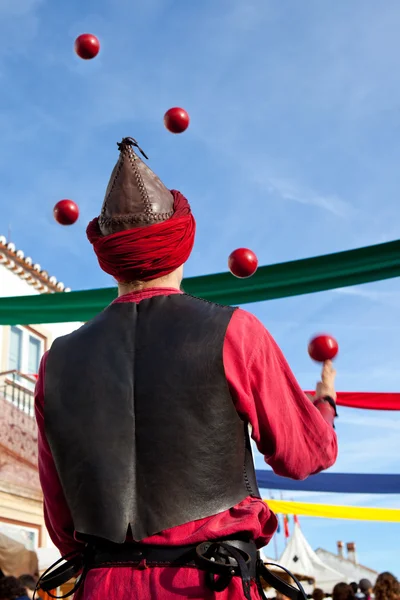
[86,190,196,282]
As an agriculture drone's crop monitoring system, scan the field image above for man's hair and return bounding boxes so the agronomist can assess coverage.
[312,588,325,600]
[333,582,355,600]
[359,580,372,594]
[374,572,400,600]
[0,575,27,599]
[350,583,359,594]
[19,574,37,591]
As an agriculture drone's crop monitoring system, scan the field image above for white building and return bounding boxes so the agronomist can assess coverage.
[0,234,82,571]
[316,542,378,587]
[261,528,378,597]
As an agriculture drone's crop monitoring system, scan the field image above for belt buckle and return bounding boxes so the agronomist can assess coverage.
[195,541,250,575]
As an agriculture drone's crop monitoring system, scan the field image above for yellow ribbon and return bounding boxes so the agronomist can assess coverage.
[266,499,400,522]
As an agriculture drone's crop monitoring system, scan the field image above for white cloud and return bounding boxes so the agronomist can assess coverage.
[257,175,353,218]
[334,431,400,472]
[339,413,400,431]
[332,286,400,310]
[0,0,43,68]
[0,0,42,17]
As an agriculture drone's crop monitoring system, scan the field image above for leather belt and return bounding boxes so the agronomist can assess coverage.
[88,538,257,599]
[88,538,257,578]
[35,539,307,600]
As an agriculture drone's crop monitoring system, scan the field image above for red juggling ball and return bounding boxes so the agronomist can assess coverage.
[74,34,100,60]
[164,107,190,134]
[308,334,339,362]
[53,200,79,226]
[228,248,258,278]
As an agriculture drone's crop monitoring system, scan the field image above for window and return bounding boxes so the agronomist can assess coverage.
[5,327,44,408]
[7,326,44,377]
[8,326,22,372]
[0,521,39,551]
[28,335,41,375]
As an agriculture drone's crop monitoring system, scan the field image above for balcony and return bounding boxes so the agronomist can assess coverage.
[0,370,38,479]
[0,370,36,418]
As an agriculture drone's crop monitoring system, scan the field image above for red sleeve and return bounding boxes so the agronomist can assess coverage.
[35,352,84,556]
[223,309,338,480]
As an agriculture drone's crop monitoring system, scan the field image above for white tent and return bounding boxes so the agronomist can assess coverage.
[277,524,344,593]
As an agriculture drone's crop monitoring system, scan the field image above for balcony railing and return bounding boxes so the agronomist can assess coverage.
[0,370,37,417]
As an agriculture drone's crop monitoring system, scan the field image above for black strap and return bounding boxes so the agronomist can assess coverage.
[196,542,253,600]
[33,549,89,600]
[257,560,308,600]
[321,395,338,417]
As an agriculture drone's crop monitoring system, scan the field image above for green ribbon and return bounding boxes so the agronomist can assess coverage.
[0,239,399,325]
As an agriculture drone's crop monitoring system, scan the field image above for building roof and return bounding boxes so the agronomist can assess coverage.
[315,547,378,585]
[315,547,378,576]
[0,235,71,294]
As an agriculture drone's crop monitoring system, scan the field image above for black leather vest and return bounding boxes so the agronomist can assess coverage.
[44,294,260,543]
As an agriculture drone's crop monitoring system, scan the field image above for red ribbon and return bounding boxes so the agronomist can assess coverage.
[305,391,400,411]
[87,190,196,282]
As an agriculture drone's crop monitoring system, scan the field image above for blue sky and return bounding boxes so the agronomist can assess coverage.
[0,0,399,579]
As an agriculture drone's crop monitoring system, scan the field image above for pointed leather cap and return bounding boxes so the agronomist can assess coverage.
[98,137,175,236]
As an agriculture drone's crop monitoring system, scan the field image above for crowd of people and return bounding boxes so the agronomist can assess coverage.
[0,574,36,600]
[310,573,400,600]
[1,571,397,600]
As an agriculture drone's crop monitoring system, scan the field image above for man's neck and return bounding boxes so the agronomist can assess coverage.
[118,278,181,297]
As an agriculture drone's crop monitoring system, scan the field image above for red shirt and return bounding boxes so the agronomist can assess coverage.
[35,288,337,557]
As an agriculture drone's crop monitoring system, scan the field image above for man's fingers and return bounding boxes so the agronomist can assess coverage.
[321,360,336,380]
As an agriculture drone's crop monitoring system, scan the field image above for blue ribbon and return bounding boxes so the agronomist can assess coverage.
[256,470,400,494]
